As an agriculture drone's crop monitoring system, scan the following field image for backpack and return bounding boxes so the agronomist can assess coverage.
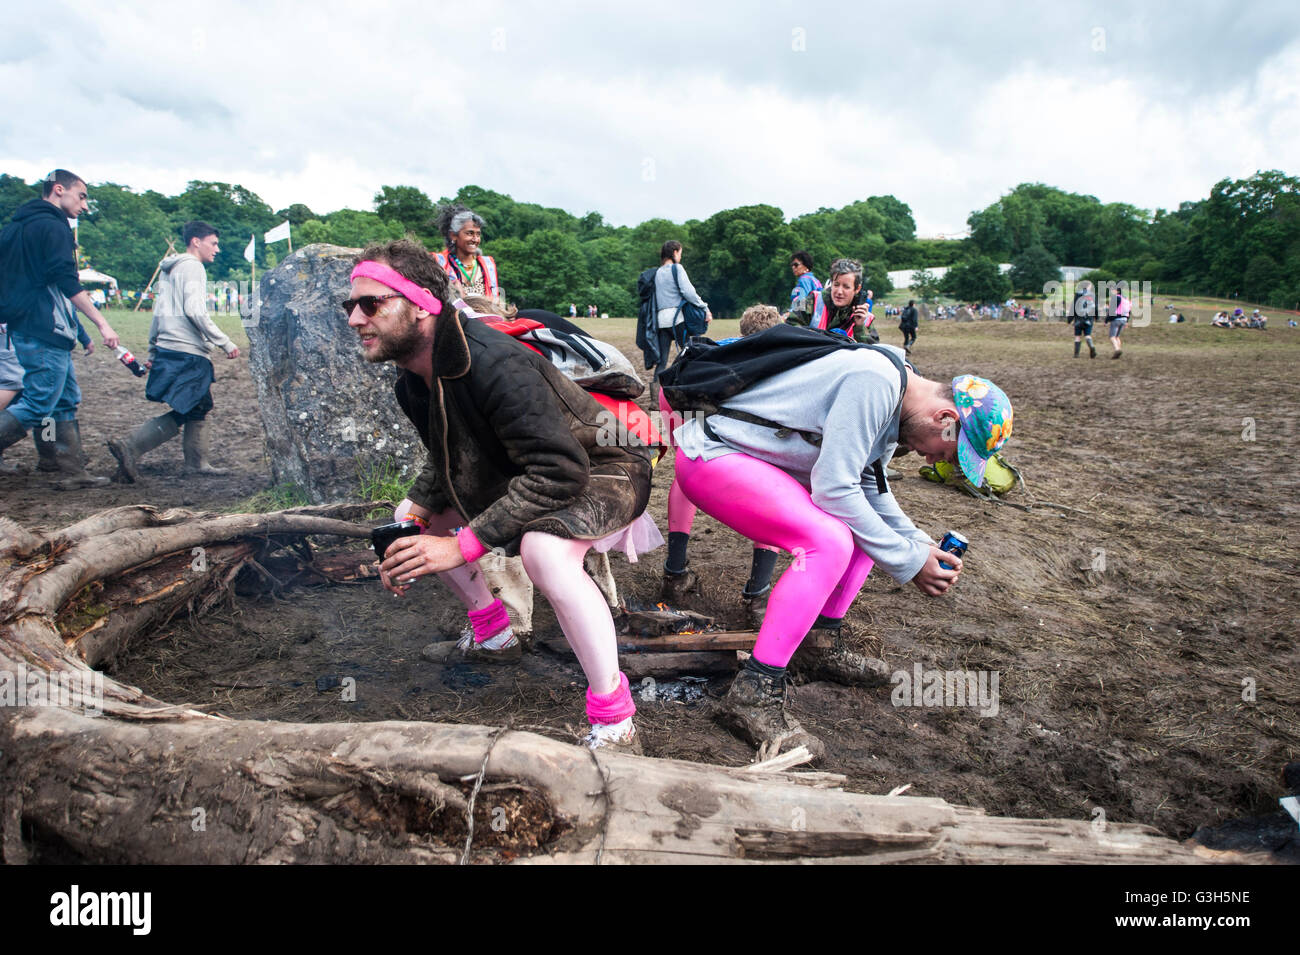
[466,308,667,464]
[920,453,1022,497]
[658,323,908,491]
[0,220,35,333]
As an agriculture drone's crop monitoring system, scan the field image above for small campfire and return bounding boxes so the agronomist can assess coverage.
[619,598,718,638]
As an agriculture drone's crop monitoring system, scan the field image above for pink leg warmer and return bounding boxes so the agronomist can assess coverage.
[585,672,636,725]
[468,599,511,643]
[675,451,874,667]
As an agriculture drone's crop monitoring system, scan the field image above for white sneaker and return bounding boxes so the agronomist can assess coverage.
[583,717,641,754]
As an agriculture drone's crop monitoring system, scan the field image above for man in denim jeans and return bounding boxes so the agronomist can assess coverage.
[0,169,119,488]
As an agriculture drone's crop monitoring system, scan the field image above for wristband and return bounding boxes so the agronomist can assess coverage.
[456,525,488,563]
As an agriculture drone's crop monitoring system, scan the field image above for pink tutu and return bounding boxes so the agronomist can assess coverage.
[589,511,664,563]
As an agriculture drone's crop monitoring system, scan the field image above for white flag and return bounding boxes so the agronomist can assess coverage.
[264,221,291,244]
[243,234,255,263]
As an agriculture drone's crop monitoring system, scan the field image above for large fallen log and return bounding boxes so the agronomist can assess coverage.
[0,506,1251,864]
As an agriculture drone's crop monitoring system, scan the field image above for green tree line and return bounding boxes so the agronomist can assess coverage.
[2,169,1295,313]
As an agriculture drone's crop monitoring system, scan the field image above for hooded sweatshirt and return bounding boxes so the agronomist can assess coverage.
[673,345,933,584]
[0,198,85,349]
[148,253,236,361]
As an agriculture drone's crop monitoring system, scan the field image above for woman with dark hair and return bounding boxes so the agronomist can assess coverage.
[432,204,500,301]
[650,240,710,387]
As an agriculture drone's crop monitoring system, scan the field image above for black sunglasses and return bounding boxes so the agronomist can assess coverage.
[341,293,403,317]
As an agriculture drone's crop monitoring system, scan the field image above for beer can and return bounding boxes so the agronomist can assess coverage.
[938,530,968,570]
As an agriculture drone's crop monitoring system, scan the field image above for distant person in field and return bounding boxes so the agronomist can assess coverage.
[788,251,823,311]
[899,299,918,351]
[108,221,240,482]
[1071,281,1097,358]
[432,204,500,302]
[660,304,784,627]
[1108,286,1130,358]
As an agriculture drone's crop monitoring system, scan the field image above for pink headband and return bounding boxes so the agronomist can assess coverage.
[350,261,443,316]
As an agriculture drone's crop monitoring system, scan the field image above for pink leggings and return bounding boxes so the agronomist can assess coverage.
[659,390,774,551]
[674,451,874,667]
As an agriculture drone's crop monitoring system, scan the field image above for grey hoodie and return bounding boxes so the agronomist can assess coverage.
[148,253,235,361]
[673,345,934,584]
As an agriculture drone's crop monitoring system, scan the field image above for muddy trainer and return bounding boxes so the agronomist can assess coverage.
[348,240,657,752]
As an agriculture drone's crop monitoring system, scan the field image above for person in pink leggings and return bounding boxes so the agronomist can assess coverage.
[658,305,785,624]
[670,339,1014,759]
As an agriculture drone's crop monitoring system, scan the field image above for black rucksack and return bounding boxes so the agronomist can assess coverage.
[660,323,904,412]
[660,324,909,491]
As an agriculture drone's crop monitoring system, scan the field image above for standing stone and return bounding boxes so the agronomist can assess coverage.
[955,306,975,323]
[248,243,421,503]
[917,302,931,323]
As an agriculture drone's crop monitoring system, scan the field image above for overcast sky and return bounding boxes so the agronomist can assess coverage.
[2,1,1297,236]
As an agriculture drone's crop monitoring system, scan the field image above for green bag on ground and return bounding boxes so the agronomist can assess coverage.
[919,453,1021,496]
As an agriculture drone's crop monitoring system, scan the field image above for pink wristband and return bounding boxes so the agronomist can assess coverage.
[456,525,488,563]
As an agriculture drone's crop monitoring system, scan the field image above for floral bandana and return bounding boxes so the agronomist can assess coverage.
[952,375,1013,485]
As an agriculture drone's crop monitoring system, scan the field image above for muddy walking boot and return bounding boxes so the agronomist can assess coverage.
[422,626,522,665]
[661,564,698,603]
[790,641,892,688]
[50,420,110,490]
[740,582,771,630]
[182,419,230,475]
[107,413,179,483]
[422,600,521,665]
[715,657,825,760]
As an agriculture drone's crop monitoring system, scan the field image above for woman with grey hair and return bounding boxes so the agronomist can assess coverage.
[785,257,878,343]
[432,204,501,301]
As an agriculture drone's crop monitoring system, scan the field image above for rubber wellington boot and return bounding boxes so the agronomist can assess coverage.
[0,410,27,472]
[34,428,59,471]
[51,420,110,489]
[182,419,230,475]
[107,413,179,483]
[1089,342,1097,359]
[715,659,825,759]
[72,420,91,466]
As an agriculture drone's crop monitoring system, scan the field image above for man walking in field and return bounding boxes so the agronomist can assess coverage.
[108,221,240,481]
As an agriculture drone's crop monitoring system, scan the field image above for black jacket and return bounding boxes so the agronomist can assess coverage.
[0,199,84,349]
[394,312,652,554]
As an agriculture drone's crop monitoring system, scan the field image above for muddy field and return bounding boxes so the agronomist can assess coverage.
[6,312,1299,843]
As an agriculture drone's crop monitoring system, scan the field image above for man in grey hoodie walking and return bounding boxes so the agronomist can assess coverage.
[108,221,239,481]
